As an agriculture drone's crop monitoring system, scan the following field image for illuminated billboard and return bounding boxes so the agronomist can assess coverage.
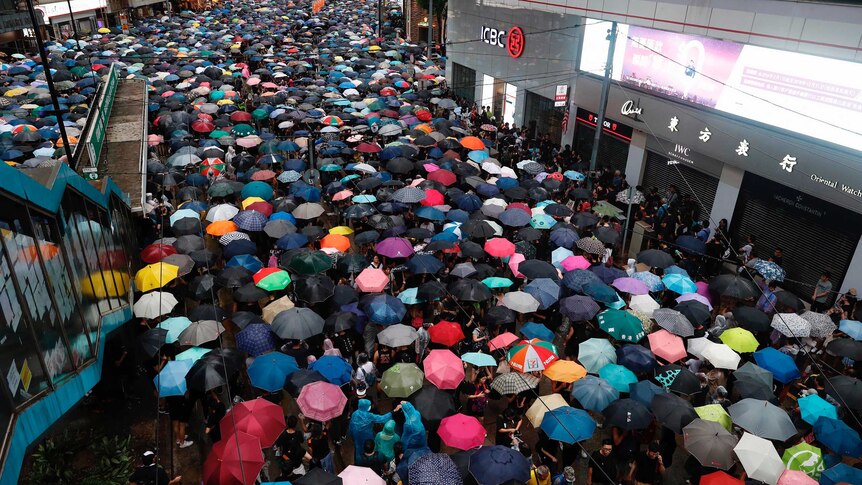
[580,21,862,153]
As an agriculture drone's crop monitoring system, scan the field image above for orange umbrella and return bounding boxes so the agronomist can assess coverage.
[543,360,588,383]
[459,136,485,150]
[206,220,238,236]
[320,234,350,252]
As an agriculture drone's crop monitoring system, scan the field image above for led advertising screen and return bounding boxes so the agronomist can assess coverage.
[580,21,862,153]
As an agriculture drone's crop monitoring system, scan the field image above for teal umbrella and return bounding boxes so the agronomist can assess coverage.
[156,316,192,344]
[232,123,256,136]
[154,360,193,397]
[461,352,497,367]
[798,394,837,425]
[578,338,617,372]
[397,287,423,305]
[597,309,646,342]
[598,363,639,392]
[176,346,210,362]
[530,214,557,229]
[482,277,513,289]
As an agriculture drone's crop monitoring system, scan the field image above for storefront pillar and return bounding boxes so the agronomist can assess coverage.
[710,163,744,226]
[624,129,646,185]
[840,235,862,294]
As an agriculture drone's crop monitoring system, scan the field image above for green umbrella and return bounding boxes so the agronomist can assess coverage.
[209,129,230,139]
[232,123,256,136]
[694,404,733,431]
[482,277,513,289]
[593,201,622,217]
[254,268,292,291]
[288,251,332,275]
[782,442,824,478]
[208,182,236,197]
[380,363,424,398]
[252,108,268,120]
[70,66,89,77]
[597,309,645,342]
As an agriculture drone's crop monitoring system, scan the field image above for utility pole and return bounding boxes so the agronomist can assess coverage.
[426,0,432,59]
[377,0,383,38]
[588,21,617,188]
[25,0,74,163]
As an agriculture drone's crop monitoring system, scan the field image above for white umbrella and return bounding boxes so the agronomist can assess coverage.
[687,337,712,359]
[502,291,540,314]
[701,342,741,370]
[771,313,811,338]
[206,203,239,222]
[734,432,784,485]
[629,294,660,317]
[800,311,837,338]
[134,292,178,319]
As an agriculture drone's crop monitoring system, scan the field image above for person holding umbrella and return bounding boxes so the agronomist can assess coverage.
[128,450,182,485]
[628,441,666,485]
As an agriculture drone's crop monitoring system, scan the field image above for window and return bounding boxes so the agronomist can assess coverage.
[451,63,476,104]
[85,200,129,310]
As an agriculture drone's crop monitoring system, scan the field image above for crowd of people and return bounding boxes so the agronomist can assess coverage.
[4,0,862,484]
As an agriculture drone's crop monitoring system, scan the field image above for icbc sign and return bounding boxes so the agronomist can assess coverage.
[480,25,525,59]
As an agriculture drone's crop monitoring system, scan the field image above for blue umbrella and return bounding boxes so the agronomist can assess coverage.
[814,416,862,456]
[661,274,697,294]
[226,254,264,273]
[632,271,665,292]
[469,446,531,485]
[616,344,657,373]
[415,206,445,221]
[276,232,309,250]
[156,316,192,344]
[562,269,602,292]
[247,352,299,392]
[407,254,444,274]
[798,394,837,425]
[541,407,596,444]
[236,323,278,356]
[409,452,462,485]
[674,235,706,254]
[753,347,801,384]
[664,265,690,277]
[582,281,618,304]
[456,194,482,212]
[821,463,862,485]
[523,278,560,309]
[629,380,665,408]
[461,352,497,367]
[361,294,407,325]
[571,375,619,412]
[447,209,470,223]
[310,355,353,385]
[499,208,531,227]
[154,360,193,397]
[598,363,639,392]
[397,287,423,305]
[223,239,258,260]
[519,321,554,342]
[589,264,626,284]
[233,210,268,232]
[839,319,862,340]
[550,227,579,248]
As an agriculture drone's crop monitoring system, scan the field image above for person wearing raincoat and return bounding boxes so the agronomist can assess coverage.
[375,420,400,463]
[398,401,427,452]
[349,399,391,461]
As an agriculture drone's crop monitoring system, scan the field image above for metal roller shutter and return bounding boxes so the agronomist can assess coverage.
[731,173,862,296]
[573,124,629,174]
[641,151,719,221]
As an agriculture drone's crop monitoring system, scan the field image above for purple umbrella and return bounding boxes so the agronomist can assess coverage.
[376,237,415,258]
[612,277,650,295]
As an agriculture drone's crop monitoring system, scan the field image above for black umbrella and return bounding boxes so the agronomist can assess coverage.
[655,364,701,395]
[448,279,492,302]
[231,311,265,330]
[732,306,771,332]
[190,274,217,301]
[734,377,777,402]
[174,234,205,254]
[411,385,456,421]
[515,227,542,242]
[189,249,218,267]
[461,220,497,239]
[774,290,804,311]
[594,226,620,245]
[234,282,268,302]
[824,375,862,411]
[188,304,227,322]
[332,285,358,306]
[517,260,559,280]
[294,467,341,485]
[215,266,253,288]
[651,392,697,433]
[354,230,381,245]
[826,338,862,360]
[337,254,368,274]
[295,274,335,304]
[285,369,328,395]
[459,241,486,259]
[185,358,229,393]
[636,249,675,268]
[602,398,653,431]
[675,300,711,327]
[324,312,357,333]
[417,281,447,301]
[140,328,168,357]
[272,307,325,340]
[708,274,760,299]
[573,212,599,228]
[171,218,201,236]
[483,306,516,327]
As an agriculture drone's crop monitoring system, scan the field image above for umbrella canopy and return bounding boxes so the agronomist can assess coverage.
[380,363,424,398]
[782,442,824,479]
[220,398,286,448]
[469,446,531,485]
[408,453,463,485]
[597,309,645,343]
[439,413,486,450]
[338,466,385,485]
[571,375,619,412]
[540,406,596,444]
[297,381,348,422]
[734,432,785,485]
[203,431,265,485]
[411,386,457,421]
[602,398,653,430]
[423,349,465,390]
[507,338,559,372]
[491,372,539,395]
[683,419,738,470]
[728,398,796,441]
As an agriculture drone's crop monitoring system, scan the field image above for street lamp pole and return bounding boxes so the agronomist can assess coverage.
[426,0,432,59]
[24,0,75,163]
[588,21,617,189]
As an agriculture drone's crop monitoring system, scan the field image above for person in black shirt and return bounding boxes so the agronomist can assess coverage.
[495,407,521,447]
[630,441,665,485]
[204,390,226,443]
[128,451,181,485]
[275,415,305,479]
[283,340,310,367]
[588,439,617,485]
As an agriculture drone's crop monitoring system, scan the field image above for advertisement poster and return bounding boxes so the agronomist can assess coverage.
[620,26,743,108]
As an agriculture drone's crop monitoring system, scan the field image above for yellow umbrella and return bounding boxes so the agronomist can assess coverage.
[135,262,179,292]
[329,226,354,235]
[525,393,569,427]
[719,328,760,353]
[97,27,111,33]
[368,45,381,52]
[80,271,131,299]
[216,99,234,106]
[695,404,733,431]
[242,196,265,209]
[543,359,588,383]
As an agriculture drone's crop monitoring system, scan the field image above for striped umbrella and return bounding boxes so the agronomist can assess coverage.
[200,157,225,176]
[507,338,558,372]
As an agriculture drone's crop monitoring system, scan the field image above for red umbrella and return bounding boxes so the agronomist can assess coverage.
[230,111,253,122]
[506,202,531,214]
[192,119,215,133]
[296,381,347,422]
[420,189,444,206]
[484,237,516,257]
[438,413,486,450]
[488,332,519,351]
[427,169,457,186]
[423,349,465,390]
[700,471,744,485]
[140,243,176,264]
[250,170,276,181]
[202,431,265,485]
[428,320,465,347]
[356,267,389,292]
[355,142,382,153]
[246,201,273,217]
[219,398,285,447]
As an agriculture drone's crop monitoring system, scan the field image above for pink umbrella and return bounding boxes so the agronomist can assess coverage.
[246,77,261,86]
[376,237,414,258]
[297,381,347,422]
[508,253,525,277]
[339,465,386,485]
[676,292,713,310]
[438,413,486,450]
[611,277,650,295]
[237,135,263,148]
[423,349,465,390]
[562,255,591,271]
[648,329,688,363]
[777,470,817,485]
[484,237,516,257]
[332,189,354,201]
[489,332,519,351]
[147,134,164,146]
[356,268,389,292]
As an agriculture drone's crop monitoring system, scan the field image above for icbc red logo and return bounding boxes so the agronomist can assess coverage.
[507,26,525,58]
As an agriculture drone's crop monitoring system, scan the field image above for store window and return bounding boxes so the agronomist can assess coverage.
[524,91,563,144]
[0,197,70,392]
[451,63,475,104]
[86,200,130,310]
